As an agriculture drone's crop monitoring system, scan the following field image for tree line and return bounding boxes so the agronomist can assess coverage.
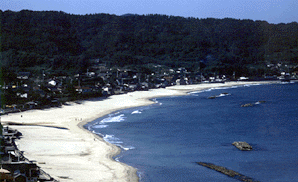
[1,10,298,78]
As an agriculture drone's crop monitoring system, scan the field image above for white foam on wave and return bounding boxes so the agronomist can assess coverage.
[188,91,201,95]
[104,134,123,144]
[151,98,163,106]
[214,86,232,90]
[104,135,135,151]
[88,113,136,151]
[115,157,120,162]
[113,141,124,144]
[218,93,231,97]
[137,171,144,182]
[101,114,126,123]
[131,110,142,114]
[190,83,264,95]
[116,145,135,151]
[91,130,104,137]
[244,83,261,87]
[190,88,232,97]
[92,125,108,129]
[205,88,213,92]
[108,111,121,117]
[122,146,135,151]
[190,86,235,95]
[89,114,126,131]
[189,88,213,95]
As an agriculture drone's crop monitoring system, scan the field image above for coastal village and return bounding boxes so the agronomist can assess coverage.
[1,60,297,114]
[1,7,298,181]
[0,124,56,181]
[0,60,297,181]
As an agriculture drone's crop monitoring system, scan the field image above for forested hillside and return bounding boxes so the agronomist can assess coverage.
[1,10,298,78]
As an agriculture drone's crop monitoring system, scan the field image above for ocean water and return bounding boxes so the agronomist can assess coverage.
[86,82,298,182]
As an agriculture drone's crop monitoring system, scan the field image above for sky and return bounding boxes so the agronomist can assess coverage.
[1,0,298,24]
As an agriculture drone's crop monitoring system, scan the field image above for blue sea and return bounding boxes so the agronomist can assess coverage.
[85,82,298,182]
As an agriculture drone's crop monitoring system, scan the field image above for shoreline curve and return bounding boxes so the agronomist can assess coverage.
[0,81,281,181]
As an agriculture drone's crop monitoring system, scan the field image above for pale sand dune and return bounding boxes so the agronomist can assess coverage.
[1,81,277,181]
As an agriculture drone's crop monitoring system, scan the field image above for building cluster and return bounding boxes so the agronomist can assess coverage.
[266,62,298,80]
[0,124,56,181]
[1,61,297,114]
[0,63,205,113]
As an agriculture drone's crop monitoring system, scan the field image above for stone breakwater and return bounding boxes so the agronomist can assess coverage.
[196,162,260,182]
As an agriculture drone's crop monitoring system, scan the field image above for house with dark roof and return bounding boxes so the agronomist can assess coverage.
[17,72,31,80]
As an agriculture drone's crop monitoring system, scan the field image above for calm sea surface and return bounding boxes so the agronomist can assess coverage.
[86,82,298,182]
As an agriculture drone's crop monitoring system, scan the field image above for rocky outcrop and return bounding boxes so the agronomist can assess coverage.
[241,103,254,107]
[241,100,266,107]
[255,101,266,104]
[208,96,217,99]
[232,141,252,151]
[208,93,230,99]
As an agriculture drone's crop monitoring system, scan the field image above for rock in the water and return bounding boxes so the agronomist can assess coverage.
[255,100,267,105]
[241,103,254,107]
[208,96,217,99]
[208,93,230,99]
[232,141,252,151]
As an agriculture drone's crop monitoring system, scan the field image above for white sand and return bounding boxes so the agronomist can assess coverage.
[0,81,278,181]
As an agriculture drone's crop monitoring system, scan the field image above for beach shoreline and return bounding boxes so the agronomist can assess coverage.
[0,81,281,181]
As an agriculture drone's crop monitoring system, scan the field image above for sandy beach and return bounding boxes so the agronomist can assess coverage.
[0,81,278,182]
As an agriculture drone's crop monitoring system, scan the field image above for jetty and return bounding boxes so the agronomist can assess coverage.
[196,162,260,182]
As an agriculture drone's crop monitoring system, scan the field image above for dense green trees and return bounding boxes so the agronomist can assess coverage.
[1,10,298,77]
